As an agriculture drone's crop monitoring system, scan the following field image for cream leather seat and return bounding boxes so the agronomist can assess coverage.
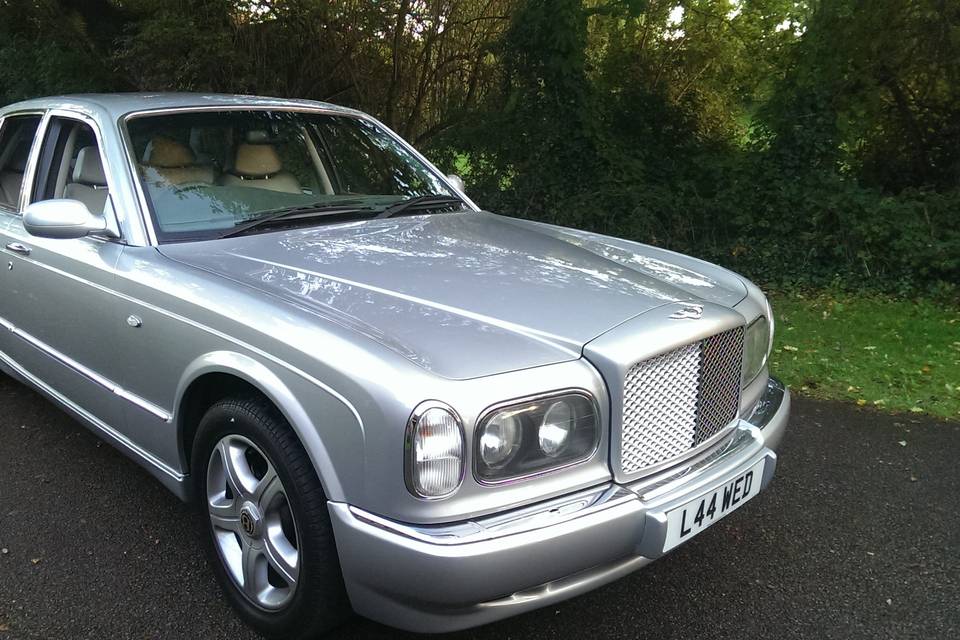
[63,147,109,214]
[142,136,215,186]
[222,140,302,194]
[0,144,30,207]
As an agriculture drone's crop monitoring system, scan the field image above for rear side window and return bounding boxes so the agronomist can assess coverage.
[0,115,42,210]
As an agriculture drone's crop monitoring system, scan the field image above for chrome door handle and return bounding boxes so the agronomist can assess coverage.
[5,243,31,256]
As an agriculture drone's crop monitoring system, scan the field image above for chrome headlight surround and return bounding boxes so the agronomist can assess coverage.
[474,390,600,485]
[742,297,774,386]
[404,400,465,499]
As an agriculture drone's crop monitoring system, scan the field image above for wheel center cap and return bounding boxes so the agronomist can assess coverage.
[239,502,262,538]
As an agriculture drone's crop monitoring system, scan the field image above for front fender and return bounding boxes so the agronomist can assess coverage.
[174,350,363,502]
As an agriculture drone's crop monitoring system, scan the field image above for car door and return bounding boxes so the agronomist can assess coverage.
[0,112,44,362]
[0,111,129,433]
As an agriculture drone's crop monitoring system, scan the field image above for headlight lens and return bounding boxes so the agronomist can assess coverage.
[539,400,573,457]
[742,314,772,385]
[476,392,598,483]
[479,412,523,468]
[406,403,464,498]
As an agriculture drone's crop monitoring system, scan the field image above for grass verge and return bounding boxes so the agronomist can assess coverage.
[768,292,960,420]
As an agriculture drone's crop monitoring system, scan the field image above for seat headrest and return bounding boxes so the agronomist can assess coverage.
[143,137,196,168]
[73,147,106,186]
[233,143,283,176]
[245,130,273,144]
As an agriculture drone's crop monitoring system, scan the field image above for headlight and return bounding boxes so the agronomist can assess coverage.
[479,412,522,468]
[475,392,599,483]
[742,314,772,385]
[405,402,464,498]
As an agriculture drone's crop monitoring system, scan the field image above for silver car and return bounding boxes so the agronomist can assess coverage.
[0,94,789,638]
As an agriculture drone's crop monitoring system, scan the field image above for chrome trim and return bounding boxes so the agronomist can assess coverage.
[404,400,466,500]
[118,105,481,247]
[616,324,745,481]
[0,313,171,421]
[0,109,47,214]
[472,389,601,486]
[27,109,124,239]
[629,424,760,502]
[0,345,183,482]
[347,482,636,547]
[5,242,31,255]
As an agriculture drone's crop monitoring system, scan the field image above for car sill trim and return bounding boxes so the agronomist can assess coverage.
[0,346,183,482]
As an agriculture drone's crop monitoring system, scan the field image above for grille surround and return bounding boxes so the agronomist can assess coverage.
[619,327,744,476]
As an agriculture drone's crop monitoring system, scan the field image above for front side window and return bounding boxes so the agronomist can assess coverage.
[32,117,111,216]
[125,110,461,243]
[0,115,42,210]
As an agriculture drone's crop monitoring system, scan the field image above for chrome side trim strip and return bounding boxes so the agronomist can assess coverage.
[0,346,183,482]
[0,314,171,421]
[347,483,636,547]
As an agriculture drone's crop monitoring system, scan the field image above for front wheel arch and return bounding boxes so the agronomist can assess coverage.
[174,352,349,502]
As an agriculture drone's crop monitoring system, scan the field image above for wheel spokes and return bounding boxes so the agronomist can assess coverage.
[264,523,298,585]
[253,465,281,509]
[207,434,300,611]
[241,540,264,599]
[219,438,257,498]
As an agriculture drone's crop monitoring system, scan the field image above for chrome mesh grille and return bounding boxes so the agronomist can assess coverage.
[620,327,744,475]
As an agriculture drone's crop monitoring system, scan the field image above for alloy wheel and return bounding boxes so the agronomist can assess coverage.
[206,434,300,610]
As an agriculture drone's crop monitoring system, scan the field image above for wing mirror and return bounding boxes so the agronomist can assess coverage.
[446,174,466,193]
[22,199,108,240]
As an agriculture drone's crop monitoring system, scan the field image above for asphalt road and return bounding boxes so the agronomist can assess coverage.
[0,375,957,640]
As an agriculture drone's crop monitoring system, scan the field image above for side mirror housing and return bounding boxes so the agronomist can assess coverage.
[23,199,107,240]
[446,174,466,193]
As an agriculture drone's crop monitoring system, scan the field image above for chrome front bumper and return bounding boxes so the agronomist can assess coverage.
[328,378,790,633]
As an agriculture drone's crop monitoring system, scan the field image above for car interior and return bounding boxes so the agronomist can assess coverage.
[137,121,324,195]
[31,118,111,216]
[0,116,42,209]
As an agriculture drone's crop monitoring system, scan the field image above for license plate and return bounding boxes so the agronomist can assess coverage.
[662,458,766,553]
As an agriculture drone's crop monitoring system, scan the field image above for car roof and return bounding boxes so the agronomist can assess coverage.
[0,92,363,120]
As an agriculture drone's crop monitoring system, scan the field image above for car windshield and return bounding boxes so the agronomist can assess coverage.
[125,109,463,242]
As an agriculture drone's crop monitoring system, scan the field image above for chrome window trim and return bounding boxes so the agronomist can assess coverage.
[117,105,480,247]
[404,400,466,500]
[472,389,602,486]
[0,109,47,213]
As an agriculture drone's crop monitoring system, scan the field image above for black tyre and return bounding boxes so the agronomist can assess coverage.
[192,396,350,639]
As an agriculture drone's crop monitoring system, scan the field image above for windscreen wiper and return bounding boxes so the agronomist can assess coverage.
[218,203,377,239]
[377,195,465,219]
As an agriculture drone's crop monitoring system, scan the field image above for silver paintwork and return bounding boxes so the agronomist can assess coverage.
[0,93,789,632]
[22,199,108,239]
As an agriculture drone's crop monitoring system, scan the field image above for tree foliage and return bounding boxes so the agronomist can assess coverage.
[0,0,956,296]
